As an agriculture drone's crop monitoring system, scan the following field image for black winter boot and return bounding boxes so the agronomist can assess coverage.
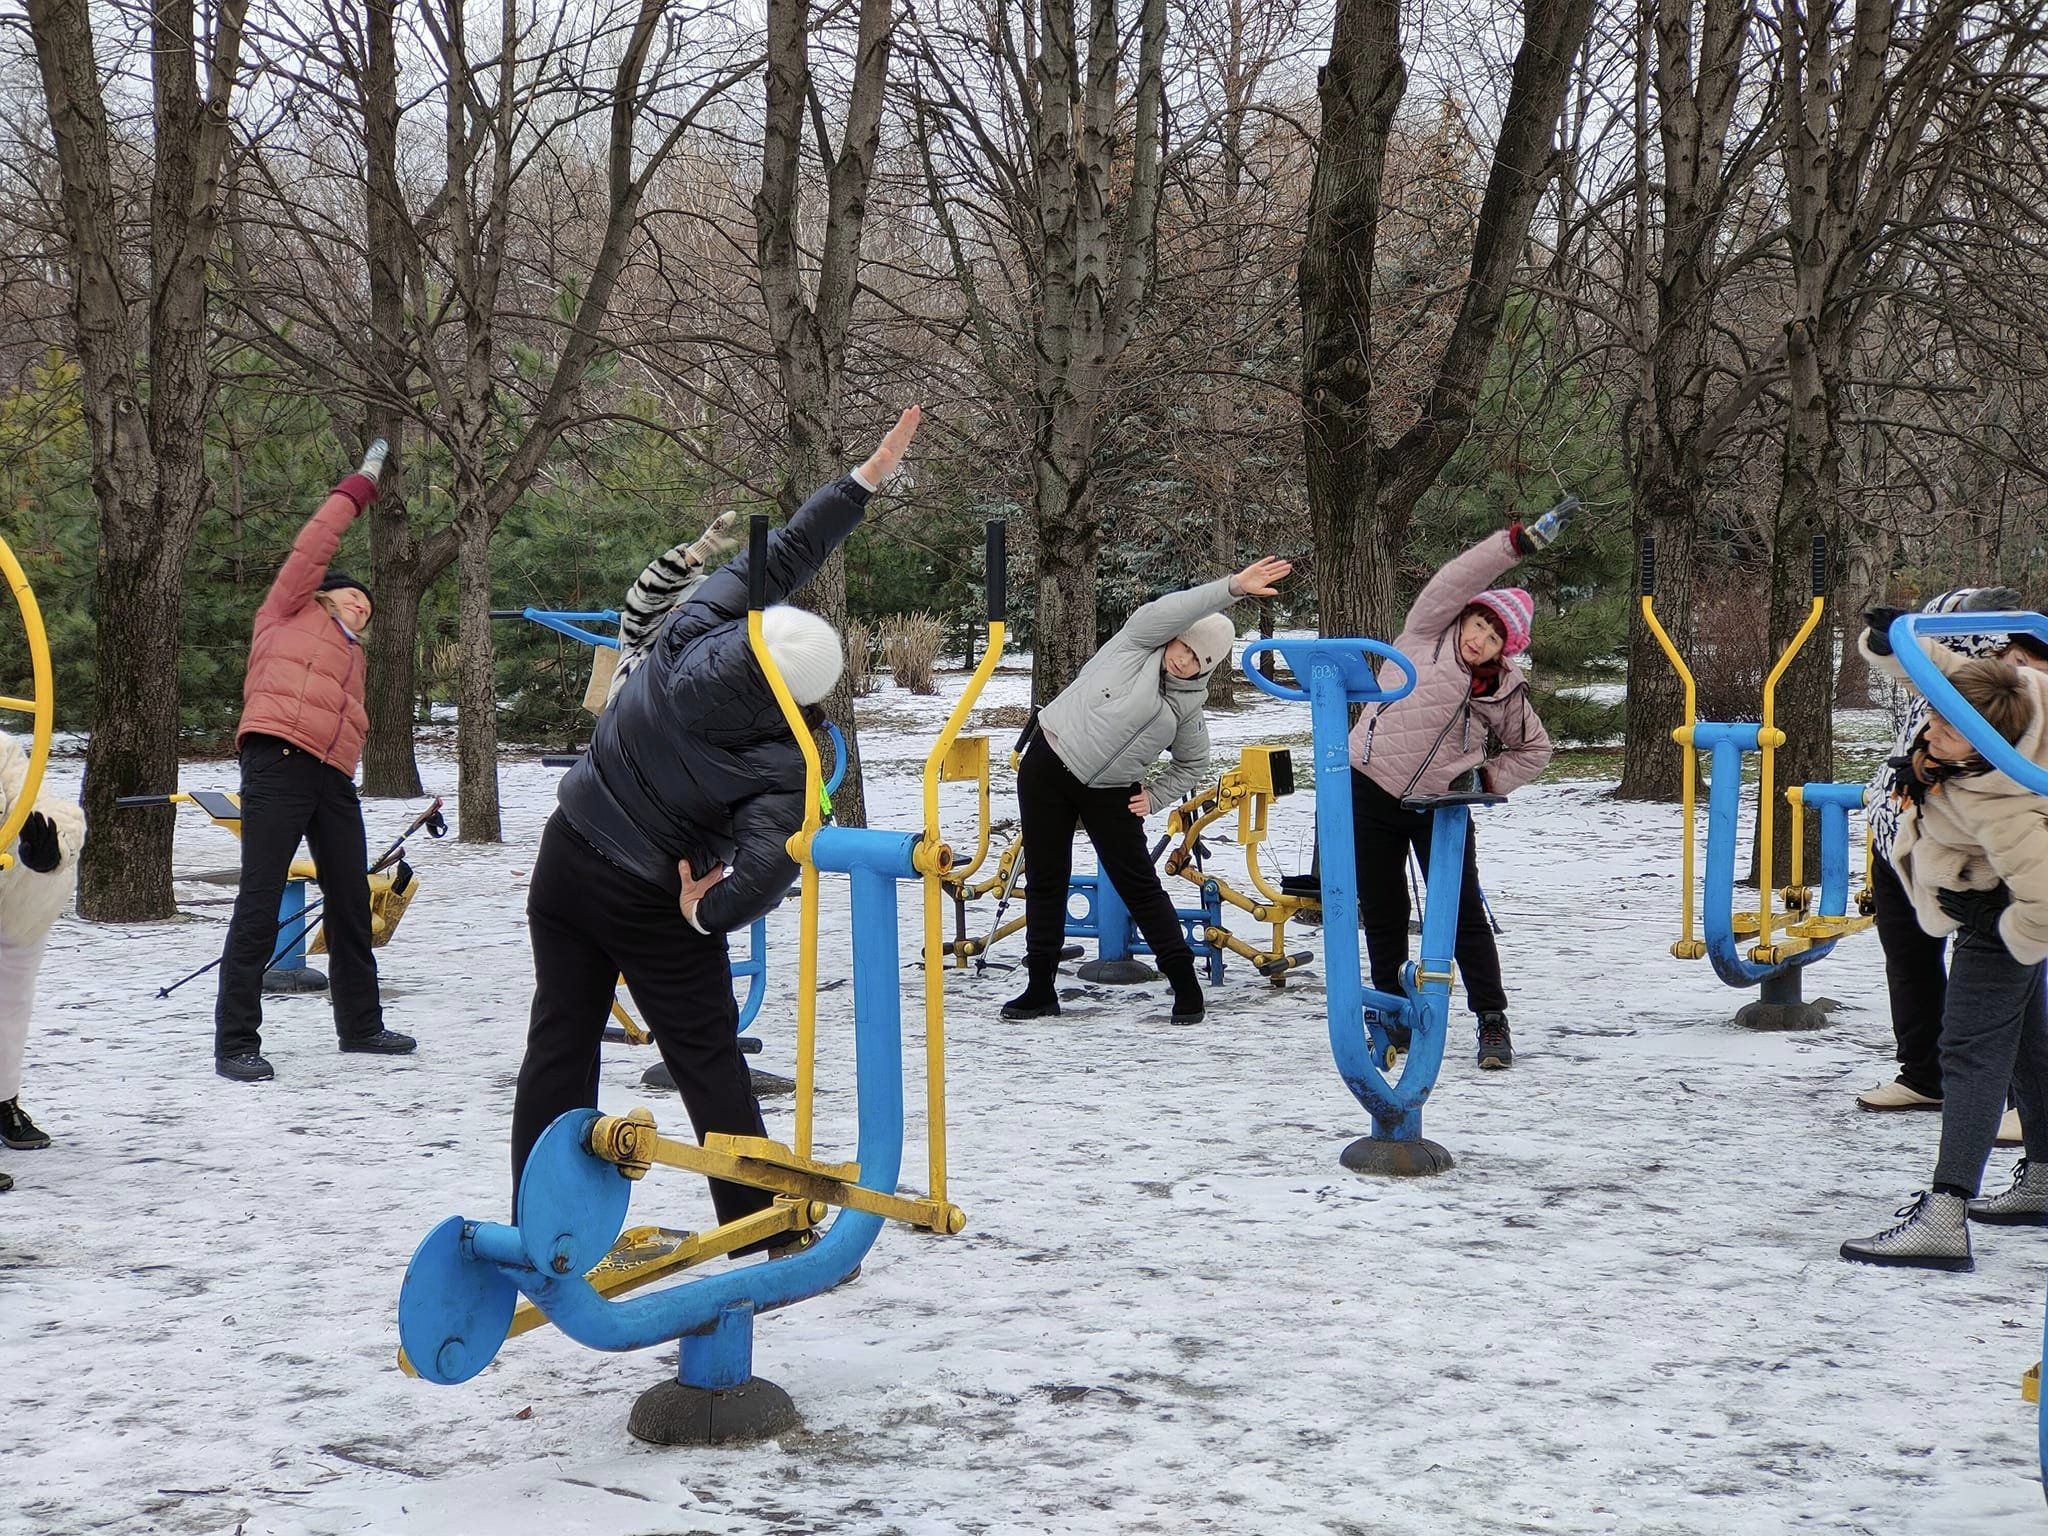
[0,1098,50,1150]
[1001,960,1061,1020]
[1161,954,1205,1025]
[1475,1012,1513,1069]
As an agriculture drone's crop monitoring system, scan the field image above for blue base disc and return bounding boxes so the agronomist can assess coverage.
[398,1215,518,1385]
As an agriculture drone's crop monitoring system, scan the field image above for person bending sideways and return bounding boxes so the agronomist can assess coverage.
[1346,505,1571,1070]
[510,408,920,1251]
[1000,554,1292,1028]
[1841,626,2048,1272]
[214,446,413,1083]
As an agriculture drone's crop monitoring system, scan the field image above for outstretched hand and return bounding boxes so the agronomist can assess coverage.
[856,406,923,488]
[1229,556,1292,599]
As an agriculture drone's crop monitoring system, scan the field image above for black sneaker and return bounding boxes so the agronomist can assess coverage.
[0,1098,50,1150]
[216,1052,276,1083]
[1475,1012,1513,1070]
[339,1029,417,1055]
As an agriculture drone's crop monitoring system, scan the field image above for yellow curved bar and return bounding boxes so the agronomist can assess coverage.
[1639,596,1700,953]
[917,618,1006,1208]
[748,606,824,1158]
[0,535,54,873]
[1755,596,1825,956]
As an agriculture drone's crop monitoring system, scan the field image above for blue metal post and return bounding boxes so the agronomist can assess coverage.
[263,877,327,992]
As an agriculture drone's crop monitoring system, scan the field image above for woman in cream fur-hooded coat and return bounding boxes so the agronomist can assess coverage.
[1,733,86,1123]
[1864,633,2048,966]
[0,734,84,948]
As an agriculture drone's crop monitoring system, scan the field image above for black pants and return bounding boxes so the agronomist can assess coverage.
[1350,769,1506,1016]
[1018,737,1190,970]
[512,814,770,1227]
[214,734,383,1056]
[1931,930,2048,1194]
[1870,854,1948,1096]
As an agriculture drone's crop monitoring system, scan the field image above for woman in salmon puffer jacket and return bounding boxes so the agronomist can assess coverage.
[1348,500,1575,1072]
[212,444,414,1083]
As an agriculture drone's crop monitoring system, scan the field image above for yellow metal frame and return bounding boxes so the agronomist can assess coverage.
[742,572,1002,1228]
[1638,595,1706,960]
[0,534,54,872]
[917,619,1004,1208]
[748,607,826,1158]
[1162,746,1316,981]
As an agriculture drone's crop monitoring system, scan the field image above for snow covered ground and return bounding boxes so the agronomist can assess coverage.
[5,660,2045,1536]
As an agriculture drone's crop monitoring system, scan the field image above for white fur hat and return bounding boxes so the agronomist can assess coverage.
[759,605,844,706]
[1177,612,1238,675]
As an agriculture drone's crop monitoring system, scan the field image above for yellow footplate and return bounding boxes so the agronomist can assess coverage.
[2025,1362,2039,1404]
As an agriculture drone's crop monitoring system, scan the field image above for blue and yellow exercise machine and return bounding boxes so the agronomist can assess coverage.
[0,531,54,869]
[399,517,1008,1442]
[1640,536,1876,1028]
[1242,634,1492,1175]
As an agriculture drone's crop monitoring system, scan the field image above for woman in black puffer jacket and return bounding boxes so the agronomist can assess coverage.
[511,408,920,1242]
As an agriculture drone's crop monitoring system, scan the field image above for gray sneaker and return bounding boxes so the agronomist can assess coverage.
[1840,1191,1973,1271]
[1969,1161,2048,1226]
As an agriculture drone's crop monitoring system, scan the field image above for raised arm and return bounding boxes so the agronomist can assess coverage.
[665,408,921,652]
[1118,557,1290,653]
[257,470,377,623]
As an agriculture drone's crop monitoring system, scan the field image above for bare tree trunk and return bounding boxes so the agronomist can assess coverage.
[27,0,248,919]
[454,494,501,841]
[1026,0,1168,704]
[756,0,893,827]
[1298,0,1403,643]
[1301,0,1596,646]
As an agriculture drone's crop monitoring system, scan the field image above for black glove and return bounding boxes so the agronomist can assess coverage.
[1937,885,2011,938]
[16,811,60,873]
[1863,606,1907,658]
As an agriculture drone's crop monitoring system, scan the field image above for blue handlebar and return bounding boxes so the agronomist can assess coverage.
[1892,612,2048,799]
[1239,638,1418,706]
[515,608,622,649]
[825,721,848,795]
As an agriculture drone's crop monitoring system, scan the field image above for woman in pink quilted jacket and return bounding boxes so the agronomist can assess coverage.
[1348,506,1572,1070]
[212,445,414,1083]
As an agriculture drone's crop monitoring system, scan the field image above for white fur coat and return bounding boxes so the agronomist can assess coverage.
[0,734,85,947]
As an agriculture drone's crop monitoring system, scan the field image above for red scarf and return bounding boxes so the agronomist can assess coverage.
[1467,658,1505,698]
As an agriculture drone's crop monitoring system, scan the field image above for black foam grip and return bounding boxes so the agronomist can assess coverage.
[114,795,175,807]
[1639,537,1656,598]
[488,609,525,619]
[1810,535,1827,598]
[748,513,769,611]
[987,519,1006,622]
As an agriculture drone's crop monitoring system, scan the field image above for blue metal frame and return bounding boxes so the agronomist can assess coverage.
[398,828,917,1390]
[516,607,623,648]
[1064,871,1226,983]
[1691,723,1845,988]
[1241,637,1485,1149]
[1890,610,2048,1490]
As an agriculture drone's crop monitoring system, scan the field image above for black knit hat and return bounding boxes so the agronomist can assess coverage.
[318,570,373,606]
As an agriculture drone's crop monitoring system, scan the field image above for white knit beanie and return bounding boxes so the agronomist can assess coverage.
[1177,612,1238,675]
[759,605,844,705]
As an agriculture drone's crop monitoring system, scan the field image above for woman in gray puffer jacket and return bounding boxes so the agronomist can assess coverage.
[1002,555,1292,1026]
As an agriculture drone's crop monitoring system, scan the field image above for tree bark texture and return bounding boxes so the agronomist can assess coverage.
[1617,0,1752,800]
[26,0,248,919]
[755,0,893,827]
[1301,0,1595,647]
[1027,0,1167,705]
